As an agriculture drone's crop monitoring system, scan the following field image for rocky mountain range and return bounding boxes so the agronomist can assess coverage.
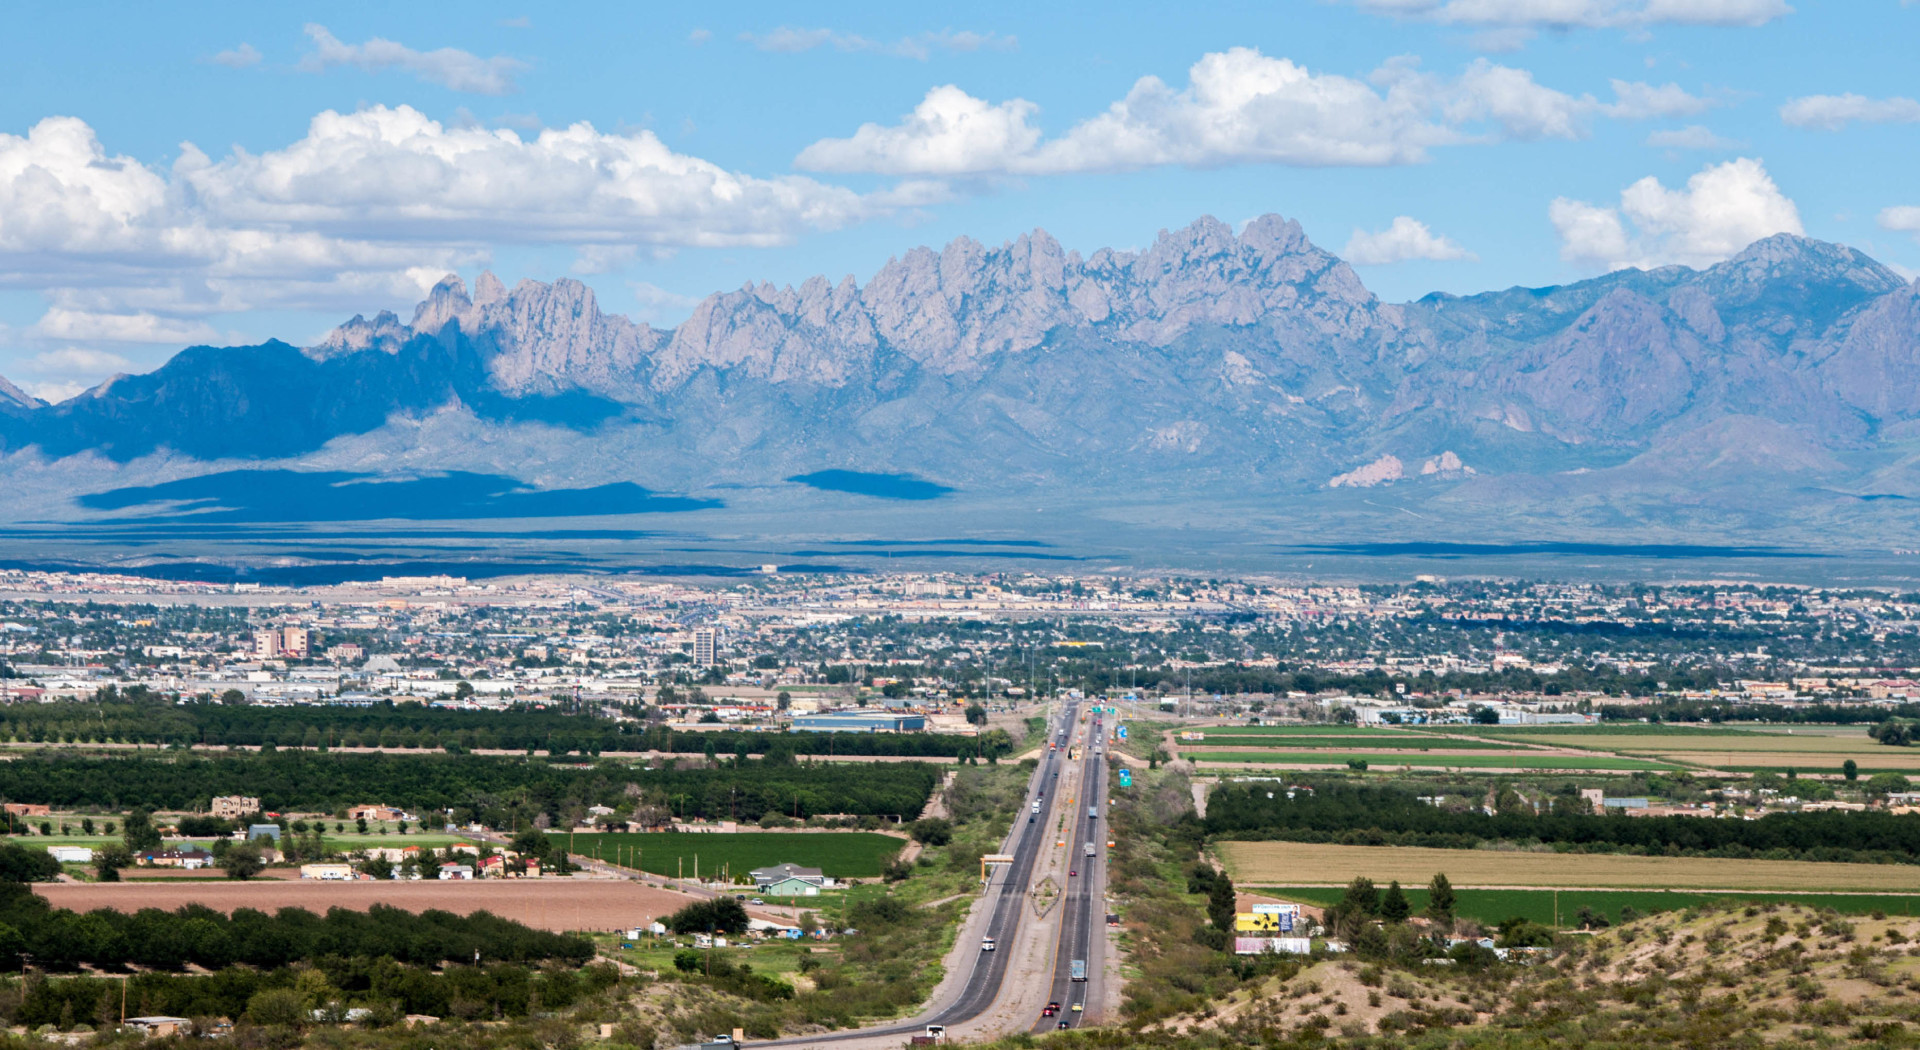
[3,213,1919,551]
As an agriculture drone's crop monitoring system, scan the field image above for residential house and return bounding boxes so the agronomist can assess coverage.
[761,876,821,897]
[348,805,405,822]
[300,863,355,880]
[125,1017,192,1038]
[46,846,92,863]
[438,863,474,880]
[145,849,213,870]
[749,863,827,891]
[3,803,50,818]
[211,796,261,820]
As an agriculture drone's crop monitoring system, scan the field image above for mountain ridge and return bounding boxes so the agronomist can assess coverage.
[2,214,1918,549]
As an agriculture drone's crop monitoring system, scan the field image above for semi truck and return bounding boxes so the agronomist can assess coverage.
[1070,959,1087,982]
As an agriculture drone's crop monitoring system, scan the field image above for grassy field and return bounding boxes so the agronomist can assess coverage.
[565,831,906,880]
[1520,734,1879,754]
[1261,884,1920,929]
[1187,751,1675,771]
[1652,750,1920,772]
[1199,735,1526,751]
[1192,725,1439,737]
[1218,840,1920,891]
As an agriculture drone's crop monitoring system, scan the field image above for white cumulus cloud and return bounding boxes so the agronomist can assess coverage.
[209,43,262,69]
[1342,217,1476,264]
[1780,94,1920,131]
[1354,0,1791,28]
[1550,157,1802,270]
[742,27,1015,60]
[0,107,893,364]
[24,347,135,375]
[1881,206,1920,244]
[1645,124,1739,149]
[298,24,528,95]
[800,50,1706,175]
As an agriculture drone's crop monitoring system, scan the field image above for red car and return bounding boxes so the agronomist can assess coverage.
[1068,869,1076,877]
[1042,1002,1060,1018]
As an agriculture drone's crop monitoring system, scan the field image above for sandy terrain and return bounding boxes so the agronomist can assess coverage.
[36,877,748,933]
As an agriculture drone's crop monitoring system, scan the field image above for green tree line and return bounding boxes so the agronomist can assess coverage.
[0,751,938,825]
[1205,782,1920,864]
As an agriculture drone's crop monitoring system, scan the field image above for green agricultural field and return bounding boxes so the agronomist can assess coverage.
[1261,885,1920,930]
[565,830,906,880]
[1186,751,1675,771]
[1193,725,1430,736]
[1200,735,1526,751]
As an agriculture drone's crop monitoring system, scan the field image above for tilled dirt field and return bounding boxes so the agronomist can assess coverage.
[37,878,740,933]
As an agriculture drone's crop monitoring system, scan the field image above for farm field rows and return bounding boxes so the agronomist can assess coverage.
[565,830,905,879]
[1200,735,1526,751]
[1189,725,1438,737]
[1217,841,1920,892]
[1654,750,1920,772]
[1187,752,1675,771]
[1261,885,1920,929]
[1507,733,1885,754]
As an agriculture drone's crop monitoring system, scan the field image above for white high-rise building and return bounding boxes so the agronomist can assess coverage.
[693,628,717,666]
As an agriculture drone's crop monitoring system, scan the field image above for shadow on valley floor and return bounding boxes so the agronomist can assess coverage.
[1290,541,1830,560]
[786,470,955,500]
[76,469,717,522]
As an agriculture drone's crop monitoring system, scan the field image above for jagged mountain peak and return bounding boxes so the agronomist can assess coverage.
[1707,233,1907,294]
[0,373,40,412]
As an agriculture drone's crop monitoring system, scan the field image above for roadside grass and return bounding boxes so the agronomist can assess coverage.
[1217,840,1920,891]
[1106,764,1251,1026]
[1186,751,1675,771]
[565,831,907,881]
[1260,884,1920,930]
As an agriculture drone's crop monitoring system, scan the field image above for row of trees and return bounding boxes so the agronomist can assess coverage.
[0,692,1014,760]
[0,885,592,971]
[1205,783,1920,864]
[14,957,619,1028]
[0,752,941,826]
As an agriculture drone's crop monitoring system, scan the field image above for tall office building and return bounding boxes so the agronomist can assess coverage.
[253,629,280,660]
[280,627,310,659]
[692,627,716,666]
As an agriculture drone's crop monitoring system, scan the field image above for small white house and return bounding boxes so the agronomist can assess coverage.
[438,863,474,880]
[46,846,93,863]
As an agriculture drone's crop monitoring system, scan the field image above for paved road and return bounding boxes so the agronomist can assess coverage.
[1031,712,1107,1033]
[754,703,1079,1048]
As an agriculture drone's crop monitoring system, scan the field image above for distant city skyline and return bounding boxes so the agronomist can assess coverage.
[4,1,1919,399]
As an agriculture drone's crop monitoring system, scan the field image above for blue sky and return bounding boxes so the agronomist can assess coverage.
[3,0,1918,399]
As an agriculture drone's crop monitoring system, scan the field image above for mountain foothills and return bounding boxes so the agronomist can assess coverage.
[3,214,1920,544]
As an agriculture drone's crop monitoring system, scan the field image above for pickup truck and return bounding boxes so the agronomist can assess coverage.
[1083,841,1096,857]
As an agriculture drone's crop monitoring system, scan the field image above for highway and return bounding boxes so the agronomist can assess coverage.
[1032,710,1107,1032]
[756,701,1081,1047]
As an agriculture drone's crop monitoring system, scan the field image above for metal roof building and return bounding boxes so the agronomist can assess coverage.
[790,713,926,733]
